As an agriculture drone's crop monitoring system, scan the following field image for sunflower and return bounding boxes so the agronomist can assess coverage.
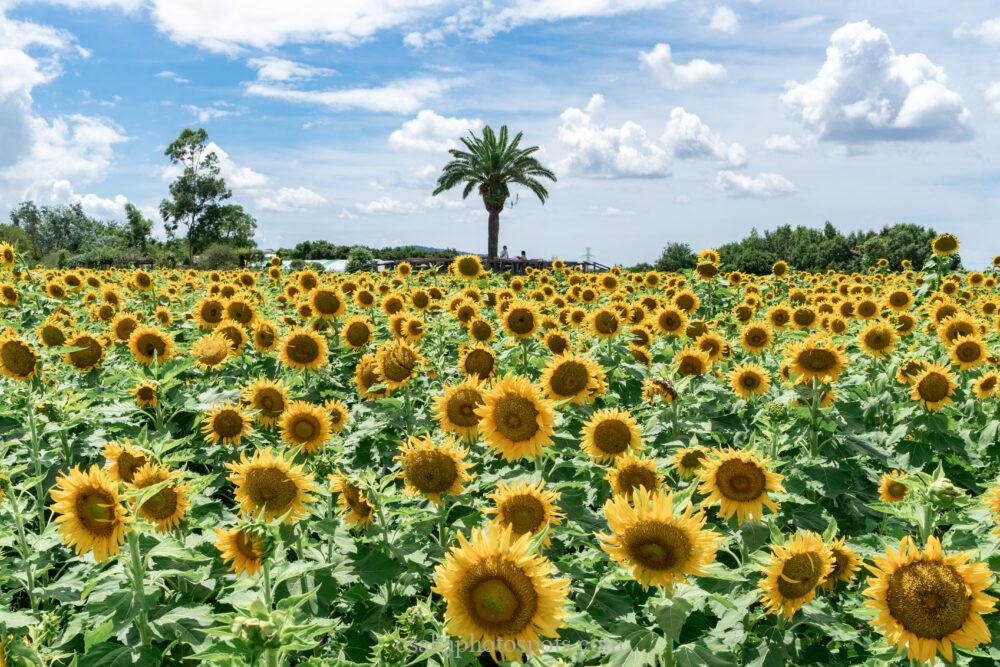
[580,408,643,462]
[949,335,988,370]
[485,479,563,544]
[374,339,424,389]
[476,376,556,461]
[589,308,621,338]
[329,472,376,527]
[863,535,996,664]
[310,287,346,319]
[65,332,104,372]
[728,363,771,398]
[279,400,332,454]
[502,300,540,339]
[910,364,956,411]
[354,353,388,399]
[642,376,677,403]
[0,241,15,268]
[984,480,1000,536]
[674,346,711,376]
[434,379,485,439]
[202,403,253,446]
[451,254,484,280]
[324,398,350,434]
[431,525,570,662]
[226,448,316,523]
[214,526,266,575]
[191,331,233,369]
[538,352,605,404]
[102,440,149,484]
[784,335,846,384]
[127,324,175,365]
[0,333,39,381]
[134,381,158,407]
[820,537,862,592]
[279,328,328,370]
[395,434,473,504]
[673,446,708,479]
[759,530,834,618]
[698,448,783,523]
[252,319,279,353]
[654,306,688,336]
[132,463,190,532]
[878,471,910,503]
[973,371,999,399]
[931,233,960,257]
[467,317,494,343]
[109,312,140,343]
[739,322,773,353]
[49,465,130,562]
[599,488,720,588]
[606,452,661,496]
[241,378,289,426]
[341,315,374,350]
[896,359,928,385]
[858,320,897,359]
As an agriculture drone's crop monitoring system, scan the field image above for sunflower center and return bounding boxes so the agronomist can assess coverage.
[345,322,370,347]
[75,490,116,536]
[142,486,178,520]
[137,333,167,358]
[887,561,971,640]
[623,521,692,571]
[594,312,618,334]
[447,389,483,427]
[287,335,320,363]
[956,342,981,362]
[464,349,495,380]
[457,258,479,277]
[69,336,102,369]
[494,395,540,442]
[593,420,632,454]
[888,482,907,499]
[383,346,418,382]
[462,560,538,635]
[314,291,342,315]
[137,386,155,400]
[678,354,706,376]
[746,330,767,347]
[293,416,318,440]
[507,308,535,335]
[1,340,36,377]
[715,459,766,502]
[245,467,297,513]
[798,348,835,372]
[680,451,706,471]
[405,450,458,494]
[550,361,588,397]
[777,552,823,599]
[118,452,147,483]
[917,373,949,402]
[234,531,259,560]
[343,484,373,518]
[617,465,657,494]
[740,373,761,389]
[500,495,546,535]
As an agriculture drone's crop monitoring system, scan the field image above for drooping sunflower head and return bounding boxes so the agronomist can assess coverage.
[133,380,158,407]
[49,465,131,562]
[434,379,485,439]
[728,363,771,399]
[759,530,834,619]
[102,439,149,484]
[64,332,104,372]
[606,452,661,497]
[354,353,388,399]
[698,448,784,523]
[580,408,643,462]
[431,525,570,662]
[329,472,375,527]
[599,487,721,588]
[225,447,316,524]
[974,371,999,399]
[279,400,332,454]
[673,446,709,479]
[475,375,556,461]
[485,478,563,543]
[215,526,266,575]
[539,352,606,404]
[374,339,424,389]
[895,358,928,385]
[878,470,910,503]
[132,463,190,532]
[323,398,350,433]
[642,376,677,403]
[191,331,233,370]
[0,333,39,381]
[819,536,862,592]
[279,328,328,370]
[863,535,996,664]
[910,363,956,411]
[202,403,253,446]
[395,434,474,503]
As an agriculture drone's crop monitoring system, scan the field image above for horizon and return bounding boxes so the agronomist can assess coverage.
[2,2,999,267]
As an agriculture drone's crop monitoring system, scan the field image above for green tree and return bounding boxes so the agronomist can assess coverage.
[159,128,234,264]
[432,126,556,259]
[345,246,375,272]
[123,203,154,252]
[654,242,697,272]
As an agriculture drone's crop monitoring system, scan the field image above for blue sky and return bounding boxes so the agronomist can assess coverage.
[2,1,999,266]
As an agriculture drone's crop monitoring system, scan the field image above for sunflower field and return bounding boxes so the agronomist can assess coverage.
[1,235,1000,666]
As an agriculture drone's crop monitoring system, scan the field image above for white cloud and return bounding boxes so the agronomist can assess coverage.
[422,194,464,210]
[461,0,674,39]
[247,56,335,82]
[148,0,447,54]
[256,186,327,211]
[764,134,802,153]
[557,94,670,179]
[954,18,1000,47]
[673,195,691,204]
[639,43,726,89]
[355,196,417,215]
[338,208,358,220]
[388,110,483,151]
[986,82,1000,114]
[778,15,825,30]
[182,104,238,123]
[245,77,451,114]
[709,6,739,33]
[661,107,747,166]
[714,171,796,198]
[782,21,973,143]
[155,70,189,84]
[403,29,444,49]
[600,206,635,216]
[49,180,129,218]
[21,0,143,9]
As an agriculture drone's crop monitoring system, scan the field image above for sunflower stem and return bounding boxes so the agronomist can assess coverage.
[7,486,37,610]
[25,384,47,535]
[126,529,153,647]
[262,557,273,610]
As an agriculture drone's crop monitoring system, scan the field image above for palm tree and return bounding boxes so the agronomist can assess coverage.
[432,125,556,260]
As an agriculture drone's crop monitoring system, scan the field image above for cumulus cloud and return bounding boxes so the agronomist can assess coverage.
[48,180,130,218]
[245,77,451,114]
[155,70,189,84]
[247,56,335,82]
[556,94,670,179]
[355,196,418,215]
[714,171,796,198]
[388,110,484,151]
[422,194,464,210]
[764,134,802,153]
[640,43,726,89]
[782,21,973,143]
[256,186,327,211]
[986,82,1000,114]
[954,18,1000,47]
[709,6,739,33]
[662,107,747,166]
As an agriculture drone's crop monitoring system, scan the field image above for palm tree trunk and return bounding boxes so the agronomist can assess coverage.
[487,210,500,259]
